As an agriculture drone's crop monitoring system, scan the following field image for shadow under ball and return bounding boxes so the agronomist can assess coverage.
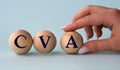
[60,31,83,54]
[9,30,33,54]
[34,30,56,53]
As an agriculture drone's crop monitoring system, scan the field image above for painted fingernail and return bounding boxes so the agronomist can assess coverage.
[61,24,71,29]
[61,25,67,29]
[79,46,89,54]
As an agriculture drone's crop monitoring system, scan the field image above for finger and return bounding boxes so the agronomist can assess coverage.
[94,25,103,38]
[72,6,90,22]
[63,14,104,32]
[73,5,108,22]
[84,26,94,40]
[78,38,113,54]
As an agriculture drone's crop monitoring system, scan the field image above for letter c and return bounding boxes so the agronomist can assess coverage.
[14,35,27,48]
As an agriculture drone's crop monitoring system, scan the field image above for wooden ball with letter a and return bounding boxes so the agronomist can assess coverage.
[60,31,83,54]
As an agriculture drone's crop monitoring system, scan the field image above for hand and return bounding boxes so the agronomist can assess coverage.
[63,5,120,54]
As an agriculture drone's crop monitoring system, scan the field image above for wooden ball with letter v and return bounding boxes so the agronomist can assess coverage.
[34,30,56,53]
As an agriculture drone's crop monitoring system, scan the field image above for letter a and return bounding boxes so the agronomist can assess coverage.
[66,35,78,48]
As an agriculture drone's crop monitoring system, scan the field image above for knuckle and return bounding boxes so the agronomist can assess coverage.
[87,41,100,52]
[105,8,120,22]
[96,41,102,51]
[108,8,119,14]
[92,40,103,52]
[110,37,120,51]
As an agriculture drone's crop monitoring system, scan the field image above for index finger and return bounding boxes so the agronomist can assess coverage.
[63,14,104,32]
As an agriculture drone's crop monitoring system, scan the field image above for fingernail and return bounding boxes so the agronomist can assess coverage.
[85,33,89,41]
[61,24,71,29]
[72,18,75,23]
[87,36,89,41]
[96,34,100,40]
[97,36,99,40]
[79,46,89,54]
[61,25,67,29]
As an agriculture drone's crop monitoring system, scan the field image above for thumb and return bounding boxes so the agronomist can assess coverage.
[78,38,113,54]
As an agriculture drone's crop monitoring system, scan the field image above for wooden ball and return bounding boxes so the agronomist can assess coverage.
[9,30,33,54]
[34,30,56,53]
[60,31,83,54]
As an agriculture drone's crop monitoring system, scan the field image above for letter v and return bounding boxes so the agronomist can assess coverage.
[39,35,51,48]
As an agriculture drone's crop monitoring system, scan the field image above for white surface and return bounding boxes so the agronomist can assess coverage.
[1,50,120,70]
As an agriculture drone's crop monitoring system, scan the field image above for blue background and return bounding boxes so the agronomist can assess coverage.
[0,0,120,70]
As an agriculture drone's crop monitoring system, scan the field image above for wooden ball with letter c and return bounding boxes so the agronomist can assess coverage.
[9,30,33,54]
